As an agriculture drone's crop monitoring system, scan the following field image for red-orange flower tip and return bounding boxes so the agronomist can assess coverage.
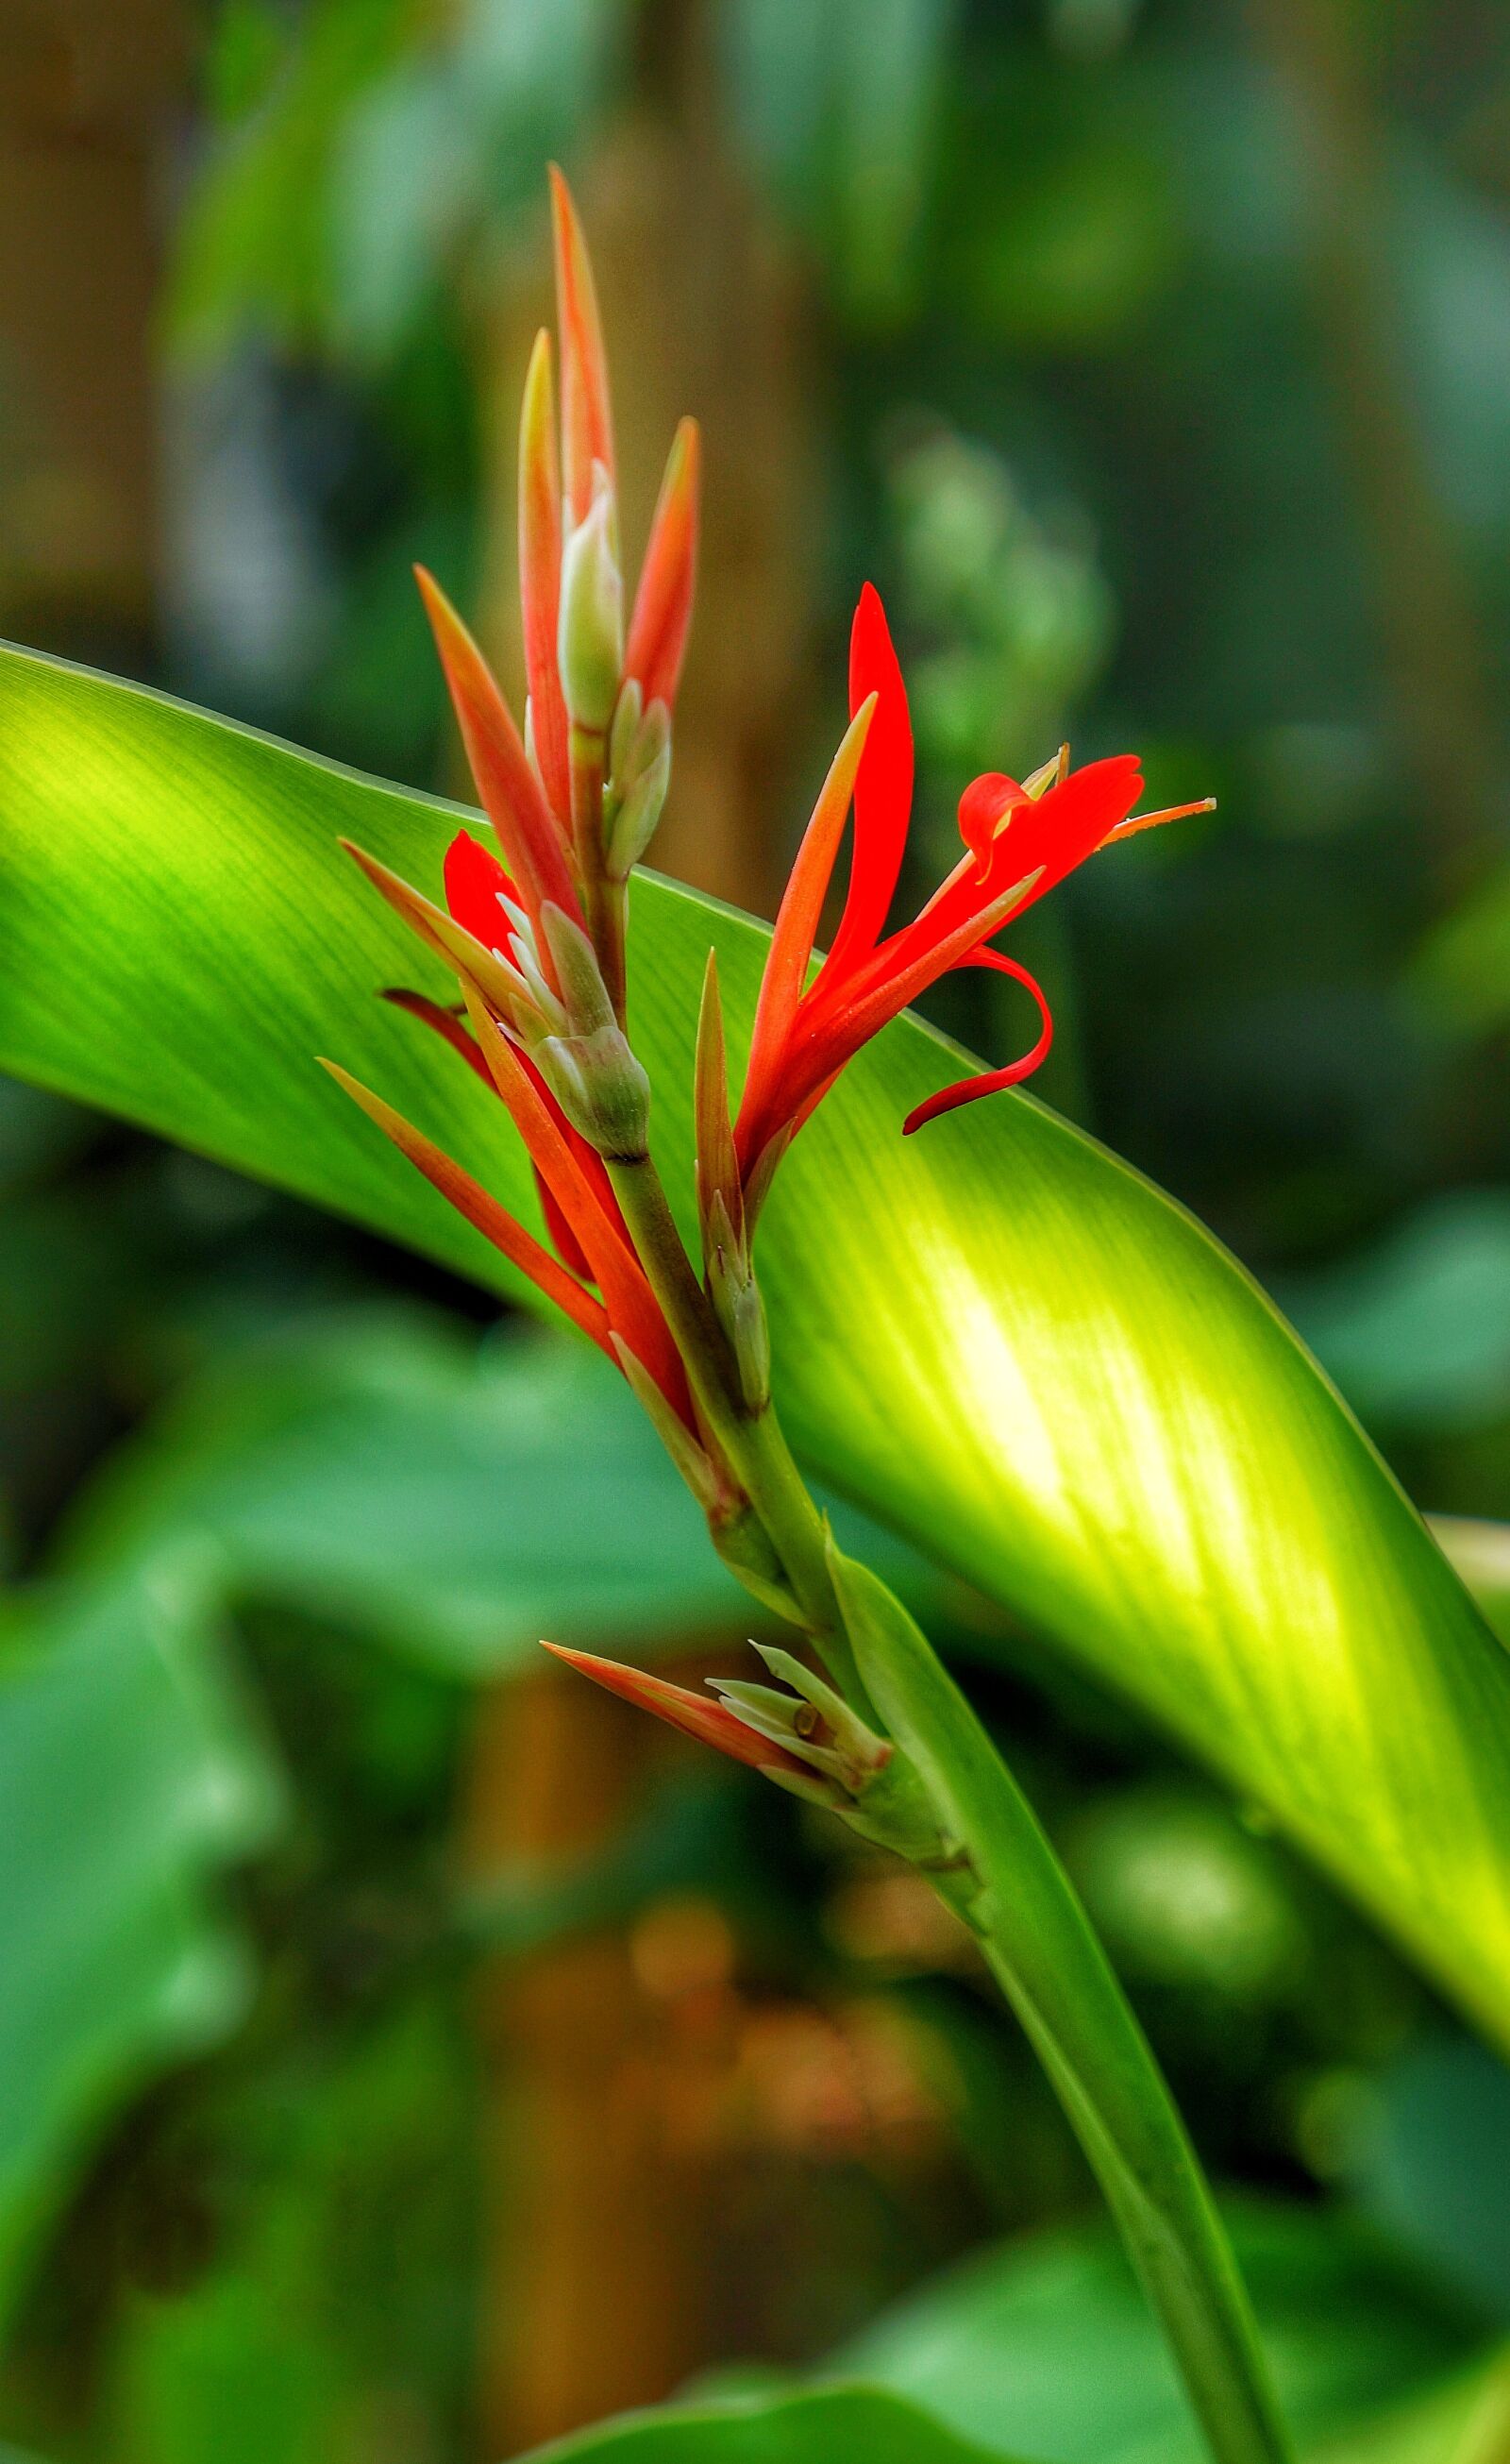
[549,163,615,526]
[540,1643,813,1779]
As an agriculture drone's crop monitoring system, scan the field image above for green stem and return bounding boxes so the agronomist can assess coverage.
[604,1150,870,1708]
[830,1549,1293,2464]
[569,728,626,1022]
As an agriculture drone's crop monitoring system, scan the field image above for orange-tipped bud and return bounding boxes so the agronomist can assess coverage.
[414,566,582,935]
[549,164,615,527]
[517,329,571,828]
[540,1643,818,1780]
[625,417,700,717]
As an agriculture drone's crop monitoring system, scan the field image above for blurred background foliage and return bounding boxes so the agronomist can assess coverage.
[4,0,1510,2456]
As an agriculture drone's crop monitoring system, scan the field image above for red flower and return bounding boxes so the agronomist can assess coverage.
[734,584,1210,1199]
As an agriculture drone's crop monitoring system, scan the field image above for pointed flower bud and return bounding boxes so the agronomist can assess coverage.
[625,416,700,717]
[549,164,615,529]
[528,903,650,1158]
[604,718,671,880]
[559,469,623,735]
[706,1191,769,1411]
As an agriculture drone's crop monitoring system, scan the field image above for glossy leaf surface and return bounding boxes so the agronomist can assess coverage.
[3,642,1510,2041]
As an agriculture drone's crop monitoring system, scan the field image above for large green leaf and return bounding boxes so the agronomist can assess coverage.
[3,642,1510,2043]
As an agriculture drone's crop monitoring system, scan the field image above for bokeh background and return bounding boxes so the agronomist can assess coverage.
[4,2,1510,2458]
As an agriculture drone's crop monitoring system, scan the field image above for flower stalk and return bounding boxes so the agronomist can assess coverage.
[325,165,1286,2464]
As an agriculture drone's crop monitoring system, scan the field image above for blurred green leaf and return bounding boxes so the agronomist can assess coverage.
[2,645,1510,2061]
[59,1314,751,1677]
[1281,1194,1510,1437]
[528,2386,1016,2463]
[0,1561,280,2320]
[830,2202,1487,2464]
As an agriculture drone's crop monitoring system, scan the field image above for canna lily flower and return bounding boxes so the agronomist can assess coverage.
[733,584,1211,1206]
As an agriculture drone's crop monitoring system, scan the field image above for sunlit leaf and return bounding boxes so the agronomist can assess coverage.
[3,643,1510,2050]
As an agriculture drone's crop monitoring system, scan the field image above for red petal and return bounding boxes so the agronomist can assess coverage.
[541,1644,813,1778]
[624,417,700,716]
[380,987,492,1086]
[443,830,516,949]
[518,329,572,828]
[549,164,615,527]
[735,696,876,1178]
[957,772,1031,875]
[902,953,1053,1134]
[818,583,914,981]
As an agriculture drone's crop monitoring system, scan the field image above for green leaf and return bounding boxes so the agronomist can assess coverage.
[59,1313,751,1675]
[830,2201,1486,2464]
[55,1309,918,1677]
[0,1559,280,2319]
[2,642,1510,2049]
[525,2386,1019,2463]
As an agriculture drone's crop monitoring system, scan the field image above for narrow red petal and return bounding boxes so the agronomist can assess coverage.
[1100,795,1216,846]
[541,1643,813,1778]
[817,583,914,982]
[549,164,615,527]
[735,696,877,1176]
[624,417,700,715]
[902,953,1054,1134]
[380,987,492,1086]
[535,1169,595,1281]
[320,1062,612,1352]
[415,566,583,934]
[518,328,572,828]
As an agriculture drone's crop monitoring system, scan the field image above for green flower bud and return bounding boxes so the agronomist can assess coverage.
[558,477,623,734]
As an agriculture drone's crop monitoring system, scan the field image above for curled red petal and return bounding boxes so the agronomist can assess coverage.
[541,1644,813,1778]
[902,953,1053,1134]
[957,772,1031,876]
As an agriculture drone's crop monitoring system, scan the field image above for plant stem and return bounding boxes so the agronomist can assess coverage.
[831,1550,1293,2464]
[570,728,627,1021]
[605,1149,870,1707]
